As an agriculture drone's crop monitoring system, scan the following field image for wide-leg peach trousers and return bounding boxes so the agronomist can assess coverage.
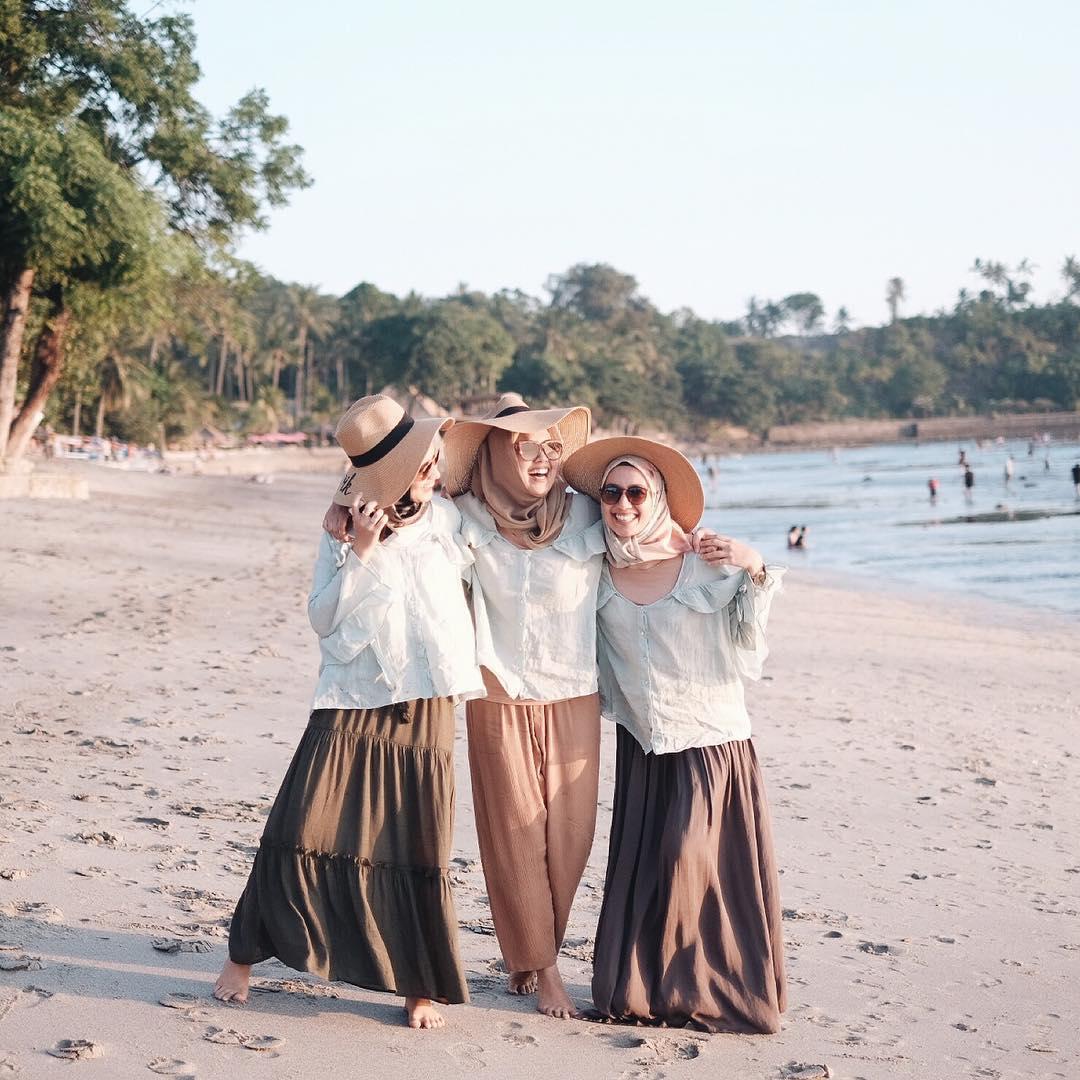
[466,691,601,973]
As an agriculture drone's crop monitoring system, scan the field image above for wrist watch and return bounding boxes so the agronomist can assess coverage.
[751,564,768,586]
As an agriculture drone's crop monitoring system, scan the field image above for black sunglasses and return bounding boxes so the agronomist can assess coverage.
[600,483,649,506]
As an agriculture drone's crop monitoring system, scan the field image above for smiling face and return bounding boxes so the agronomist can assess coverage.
[510,428,561,498]
[601,463,655,539]
[406,441,442,504]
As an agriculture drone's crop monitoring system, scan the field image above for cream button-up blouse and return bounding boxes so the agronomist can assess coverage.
[307,497,485,710]
[455,491,607,703]
[596,554,785,755]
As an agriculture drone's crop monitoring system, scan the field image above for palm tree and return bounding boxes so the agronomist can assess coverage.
[886,278,905,323]
[1062,256,1080,301]
[94,351,149,436]
[286,285,337,422]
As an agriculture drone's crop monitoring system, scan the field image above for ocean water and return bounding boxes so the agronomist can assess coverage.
[697,437,1080,617]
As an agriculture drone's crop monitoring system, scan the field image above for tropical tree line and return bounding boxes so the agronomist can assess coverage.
[4,5,1080,461]
[18,256,1080,451]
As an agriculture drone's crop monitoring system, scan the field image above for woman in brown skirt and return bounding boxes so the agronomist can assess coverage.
[562,437,787,1034]
[213,395,485,1029]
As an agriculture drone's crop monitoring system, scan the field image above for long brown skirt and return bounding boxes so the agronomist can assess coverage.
[591,727,786,1033]
[228,699,468,1003]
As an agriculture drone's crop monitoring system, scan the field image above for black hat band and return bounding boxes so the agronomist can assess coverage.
[348,414,415,468]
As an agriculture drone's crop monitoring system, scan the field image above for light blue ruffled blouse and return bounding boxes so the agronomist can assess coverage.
[596,554,785,755]
[306,497,485,710]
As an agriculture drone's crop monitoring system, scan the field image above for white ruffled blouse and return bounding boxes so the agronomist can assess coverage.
[455,491,607,702]
[596,554,785,755]
[307,498,485,710]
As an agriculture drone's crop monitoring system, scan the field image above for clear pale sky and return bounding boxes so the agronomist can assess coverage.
[188,0,1079,327]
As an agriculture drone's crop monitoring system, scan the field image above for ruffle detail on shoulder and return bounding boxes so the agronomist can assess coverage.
[672,566,749,615]
[551,519,607,563]
[674,563,785,651]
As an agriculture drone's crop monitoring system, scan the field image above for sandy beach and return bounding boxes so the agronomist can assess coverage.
[2,463,1078,1080]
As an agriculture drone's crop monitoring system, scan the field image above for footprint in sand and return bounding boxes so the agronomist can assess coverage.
[781,1065,832,1079]
[0,901,62,923]
[447,1043,487,1069]
[858,941,905,957]
[147,1058,196,1078]
[501,1021,539,1047]
[47,1040,103,1061]
[152,937,214,954]
[74,830,121,846]
[0,954,42,972]
[201,1028,285,1054]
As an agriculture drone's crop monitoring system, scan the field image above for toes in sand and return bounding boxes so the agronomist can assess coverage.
[508,970,538,995]
[405,997,446,1030]
[535,964,577,1019]
[213,959,251,1004]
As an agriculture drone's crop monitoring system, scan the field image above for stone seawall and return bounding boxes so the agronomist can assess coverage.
[765,411,1080,448]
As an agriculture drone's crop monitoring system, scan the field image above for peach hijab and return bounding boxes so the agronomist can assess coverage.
[601,455,692,569]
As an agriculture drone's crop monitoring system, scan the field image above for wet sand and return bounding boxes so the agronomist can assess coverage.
[2,464,1078,1079]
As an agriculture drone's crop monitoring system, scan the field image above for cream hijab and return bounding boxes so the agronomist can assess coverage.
[471,428,571,549]
[601,456,691,569]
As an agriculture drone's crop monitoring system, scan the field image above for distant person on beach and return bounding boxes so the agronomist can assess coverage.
[964,465,975,502]
[794,525,809,548]
[563,436,786,1033]
[215,395,484,1030]
[787,524,800,548]
[928,477,940,502]
[1072,462,1080,496]
[1004,455,1015,485]
[958,448,968,467]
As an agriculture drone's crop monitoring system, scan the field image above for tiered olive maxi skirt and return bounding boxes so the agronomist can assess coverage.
[591,727,786,1033]
[228,698,468,1003]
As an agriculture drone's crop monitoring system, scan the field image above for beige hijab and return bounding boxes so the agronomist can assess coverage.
[602,456,691,569]
[471,428,570,549]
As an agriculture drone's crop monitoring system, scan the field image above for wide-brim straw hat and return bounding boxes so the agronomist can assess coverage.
[561,436,704,531]
[442,392,591,498]
[332,394,453,508]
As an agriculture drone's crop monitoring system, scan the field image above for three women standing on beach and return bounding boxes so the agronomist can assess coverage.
[214,395,485,1029]
[218,390,787,1034]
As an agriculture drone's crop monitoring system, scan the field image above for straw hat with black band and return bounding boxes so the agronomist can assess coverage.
[441,392,591,498]
[561,436,704,532]
[331,394,453,508]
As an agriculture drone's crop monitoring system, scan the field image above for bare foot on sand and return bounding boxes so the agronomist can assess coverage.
[213,959,251,1004]
[536,964,577,1019]
[404,997,445,1029]
[508,970,537,995]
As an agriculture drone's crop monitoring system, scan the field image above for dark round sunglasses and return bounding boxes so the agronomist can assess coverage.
[600,483,649,506]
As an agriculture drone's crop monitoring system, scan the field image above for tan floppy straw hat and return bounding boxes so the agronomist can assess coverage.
[441,392,591,498]
[331,394,453,508]
[561,436,705,532]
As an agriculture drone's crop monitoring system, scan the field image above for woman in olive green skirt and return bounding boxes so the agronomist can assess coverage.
[214,396,485,1029]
